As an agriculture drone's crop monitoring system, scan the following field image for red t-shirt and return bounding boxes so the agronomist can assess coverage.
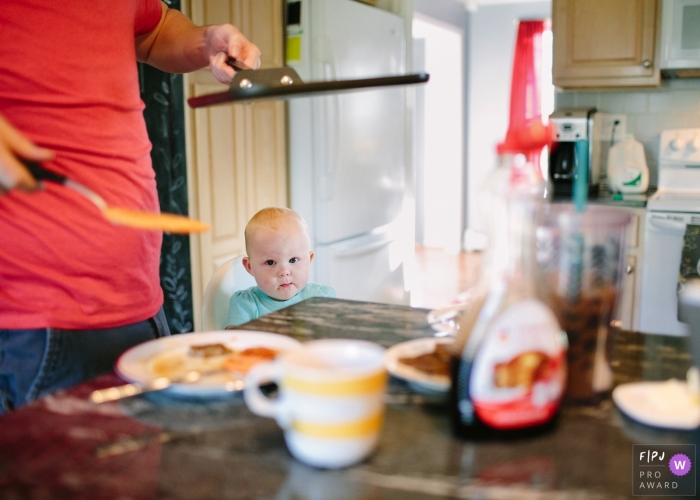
[0,0,165,329]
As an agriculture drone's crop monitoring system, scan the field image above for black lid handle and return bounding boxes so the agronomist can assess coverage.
[22,160,67,185]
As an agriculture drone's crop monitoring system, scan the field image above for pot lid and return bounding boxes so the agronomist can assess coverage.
[187,64,429,108]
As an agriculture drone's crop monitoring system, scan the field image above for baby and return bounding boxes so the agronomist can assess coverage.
[226,207,336,328]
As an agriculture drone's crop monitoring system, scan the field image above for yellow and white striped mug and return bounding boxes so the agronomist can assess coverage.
[244,339,387,469]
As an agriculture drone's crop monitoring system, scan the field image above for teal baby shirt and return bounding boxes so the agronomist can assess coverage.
[226,283,336,327]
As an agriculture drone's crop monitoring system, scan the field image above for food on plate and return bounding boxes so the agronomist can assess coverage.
[688,367,700,404]
[224,347,280,374]
[494,352,550,389]
[148,343,281,379]
[240,346,280,359]
[149,351,190,378]
[398,342,451,377]
[189,343,233,357]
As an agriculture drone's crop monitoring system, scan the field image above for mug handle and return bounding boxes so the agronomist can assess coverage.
[244,361,287,423]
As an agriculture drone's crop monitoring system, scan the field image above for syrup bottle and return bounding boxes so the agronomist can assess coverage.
[450,133,567,440]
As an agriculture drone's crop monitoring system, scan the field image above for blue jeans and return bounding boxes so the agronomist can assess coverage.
[0,308,171,414]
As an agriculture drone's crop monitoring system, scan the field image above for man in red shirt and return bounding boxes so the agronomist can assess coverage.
[0,0,261,412]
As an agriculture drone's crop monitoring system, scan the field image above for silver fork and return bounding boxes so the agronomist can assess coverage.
[90,369,244,404]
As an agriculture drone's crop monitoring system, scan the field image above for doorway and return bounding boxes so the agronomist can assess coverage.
[413,14,465,255]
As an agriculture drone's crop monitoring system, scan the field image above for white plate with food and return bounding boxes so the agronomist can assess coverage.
[612,379,700,430]
[385,337,453,394]
[116,331,302,398]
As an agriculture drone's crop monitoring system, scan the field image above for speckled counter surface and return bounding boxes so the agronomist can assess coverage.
[552,186,655,209]
[238,297,434,346]
[0,298,696,500]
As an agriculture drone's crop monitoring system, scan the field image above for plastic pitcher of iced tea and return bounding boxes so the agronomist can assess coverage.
[536,205,631,404]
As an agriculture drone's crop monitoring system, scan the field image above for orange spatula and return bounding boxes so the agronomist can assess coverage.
[24,161,210,234]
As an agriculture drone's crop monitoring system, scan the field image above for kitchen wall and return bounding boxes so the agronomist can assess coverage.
[413,0,470,250]
[414,0,552,251]
[464,0,551,250]
[555,79,700,187]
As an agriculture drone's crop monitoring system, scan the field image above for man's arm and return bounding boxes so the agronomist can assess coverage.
[135,2,261,85]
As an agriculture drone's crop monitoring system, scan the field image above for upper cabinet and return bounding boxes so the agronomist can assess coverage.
[552,0,661,89]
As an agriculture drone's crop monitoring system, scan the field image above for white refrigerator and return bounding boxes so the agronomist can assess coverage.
[287,0,412,305]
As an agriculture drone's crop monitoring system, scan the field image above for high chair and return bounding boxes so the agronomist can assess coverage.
[201,256,256,331]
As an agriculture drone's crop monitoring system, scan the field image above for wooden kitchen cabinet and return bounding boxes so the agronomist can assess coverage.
[183,0,288,330]
[552,0,661,89]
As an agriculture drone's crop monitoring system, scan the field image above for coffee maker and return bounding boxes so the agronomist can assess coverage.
[549,108,602,199]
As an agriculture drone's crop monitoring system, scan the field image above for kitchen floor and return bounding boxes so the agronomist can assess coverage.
[409,245,482,310]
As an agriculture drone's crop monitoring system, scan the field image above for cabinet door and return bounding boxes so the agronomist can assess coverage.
[611,207,644,332]
[552,0,661,88]
[184,0,288,330]
[615,255,636,331]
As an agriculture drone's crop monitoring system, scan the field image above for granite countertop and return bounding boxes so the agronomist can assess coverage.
[0,298,695,500]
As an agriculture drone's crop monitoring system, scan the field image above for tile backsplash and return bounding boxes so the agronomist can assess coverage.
[555,79,700,187]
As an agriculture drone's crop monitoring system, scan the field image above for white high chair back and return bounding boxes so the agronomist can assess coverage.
[201,256,256,331]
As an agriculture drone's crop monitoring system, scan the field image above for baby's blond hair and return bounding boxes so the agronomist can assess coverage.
[244,207,309,255]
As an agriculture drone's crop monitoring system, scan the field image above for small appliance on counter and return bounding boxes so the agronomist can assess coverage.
[548,108,602,199]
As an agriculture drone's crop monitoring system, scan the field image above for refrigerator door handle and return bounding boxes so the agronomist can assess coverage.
[333,236,393,258]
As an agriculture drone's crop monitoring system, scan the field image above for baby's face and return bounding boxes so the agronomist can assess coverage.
[243,221,313,301]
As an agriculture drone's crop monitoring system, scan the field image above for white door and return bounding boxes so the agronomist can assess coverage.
[310,0,407,244]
